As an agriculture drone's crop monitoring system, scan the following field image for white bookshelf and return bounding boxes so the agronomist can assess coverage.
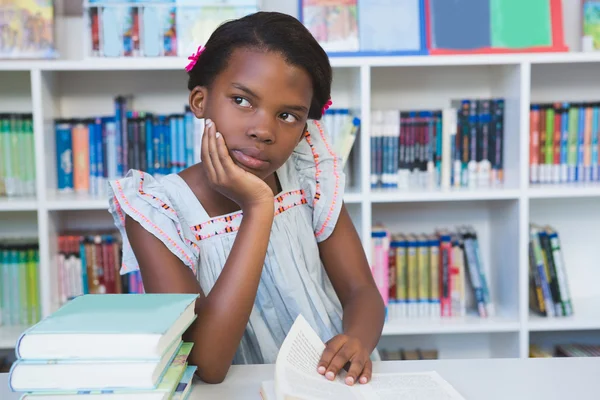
[1,2,600,360]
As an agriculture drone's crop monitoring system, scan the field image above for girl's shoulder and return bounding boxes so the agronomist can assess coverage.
[107,169,200,274]
[286,119,347,243]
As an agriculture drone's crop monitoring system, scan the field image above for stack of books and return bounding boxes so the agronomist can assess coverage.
[8,294,198,399]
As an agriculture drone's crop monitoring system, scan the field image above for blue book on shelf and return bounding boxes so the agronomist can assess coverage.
[15,293,198,361]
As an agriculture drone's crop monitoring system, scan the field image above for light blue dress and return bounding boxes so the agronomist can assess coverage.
[107,120,346,364]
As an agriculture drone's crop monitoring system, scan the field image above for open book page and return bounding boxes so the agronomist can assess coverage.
[358,371,466,400]
[274,315,362,400]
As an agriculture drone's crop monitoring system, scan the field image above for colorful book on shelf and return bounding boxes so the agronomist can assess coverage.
[14,293,198,361]
[425,0,568,55]
[528,224,573,318]
[54,99,205,195]
[300,0,428,56]
[0,114,36,198]
[582,1,600,52]
[375,225,488,320]
[0,1,57,59]
[0,241,41,327]
[529,101,600,184]
[56,233,144,305]
[370,98,505,191]
[321,108,360,168]
[55,99,359,195]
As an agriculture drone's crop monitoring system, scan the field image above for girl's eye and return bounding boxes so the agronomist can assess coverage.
[233,97,251,108]
[279,113,298,123]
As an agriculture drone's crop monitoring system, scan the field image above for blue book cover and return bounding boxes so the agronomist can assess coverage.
[20,294,197,335]
[16,294,198,360]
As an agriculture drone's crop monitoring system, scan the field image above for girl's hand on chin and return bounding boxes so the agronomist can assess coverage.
[201,119,273,211]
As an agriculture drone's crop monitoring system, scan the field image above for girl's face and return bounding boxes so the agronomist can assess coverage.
[189,48,314,180]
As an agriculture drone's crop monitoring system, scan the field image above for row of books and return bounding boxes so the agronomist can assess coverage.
[9,294,198,399]
[55,96,204,195]
[370,98,505,191]
[54,99,360,195]
[530,344,600,358]
[85,0,258,59]
[0,113,36,198]
[57,234,144,306]
[371,225,494,320]
[321,108,360,168]
[528,225,574,318]
[380,348,439,361]
[529,101,600,184]
[0,241,41,327]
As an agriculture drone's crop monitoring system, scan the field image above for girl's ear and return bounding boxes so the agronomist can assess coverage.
[189,86,208,119]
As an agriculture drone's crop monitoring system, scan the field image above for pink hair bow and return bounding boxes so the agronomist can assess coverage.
[185,45,206,72]
[321,99,333,115]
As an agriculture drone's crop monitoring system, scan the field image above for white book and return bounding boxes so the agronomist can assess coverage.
[260,314,466,400]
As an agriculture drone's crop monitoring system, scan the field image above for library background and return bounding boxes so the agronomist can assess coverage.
[2,0,600,372]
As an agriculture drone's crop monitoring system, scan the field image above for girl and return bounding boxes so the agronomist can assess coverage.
[108,11,385,386]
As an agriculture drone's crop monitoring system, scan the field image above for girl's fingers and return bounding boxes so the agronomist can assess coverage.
[318,336,345,378]
[215,130,236,173]
[359,360,372,384]
[206,120,226,180]
[345,355,366,386]
[201,119,216,181]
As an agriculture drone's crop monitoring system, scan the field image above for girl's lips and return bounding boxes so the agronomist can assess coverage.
[231,149,269,170]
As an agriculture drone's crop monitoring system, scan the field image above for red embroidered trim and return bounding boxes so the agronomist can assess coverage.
[311,120,340,239]
[114,179,196,273]
[191,189,307,241]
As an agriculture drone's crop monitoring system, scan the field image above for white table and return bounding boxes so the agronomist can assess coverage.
[2,357,600,399]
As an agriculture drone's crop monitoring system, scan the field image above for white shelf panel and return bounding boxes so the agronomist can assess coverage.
[528,297,600,332]
[370,188,521,203]
[343,192,363,204]
[0,325,27,349]
[382,315,520,335]
[528,184,600,199]
[3,51,600,72]
[46,192,109,211]
[0,197,37,212]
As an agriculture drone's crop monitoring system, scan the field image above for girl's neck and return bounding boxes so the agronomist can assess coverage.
[178,163,280,219]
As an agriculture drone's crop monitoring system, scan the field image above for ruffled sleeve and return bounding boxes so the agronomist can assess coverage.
[292,119,346,242]
[107,169,199,275]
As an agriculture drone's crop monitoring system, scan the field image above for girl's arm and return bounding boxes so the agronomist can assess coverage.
[125,120,275,384]
[316,204,385,386]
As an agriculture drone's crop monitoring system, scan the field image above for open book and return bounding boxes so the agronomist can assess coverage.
[260,315,465,400]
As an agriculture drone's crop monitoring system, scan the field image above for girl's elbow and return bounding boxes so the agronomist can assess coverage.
[193,358,231,384]
[197,370,227,384]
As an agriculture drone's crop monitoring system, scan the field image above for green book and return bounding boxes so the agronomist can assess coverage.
[1,116,12,196]
[26,249,39,325]
[567,106,579,181]
[10,115,21,196]
[0,114,5,196]
[18,249,28,326]
[545,106,554,167]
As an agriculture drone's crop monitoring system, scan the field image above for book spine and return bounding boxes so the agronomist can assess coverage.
[395,236,407,319]
[439,233,452,318]
[417,235,429,317]
[428,235,440,318]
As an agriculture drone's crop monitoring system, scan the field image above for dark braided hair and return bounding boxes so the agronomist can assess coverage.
[186,11,332,120]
